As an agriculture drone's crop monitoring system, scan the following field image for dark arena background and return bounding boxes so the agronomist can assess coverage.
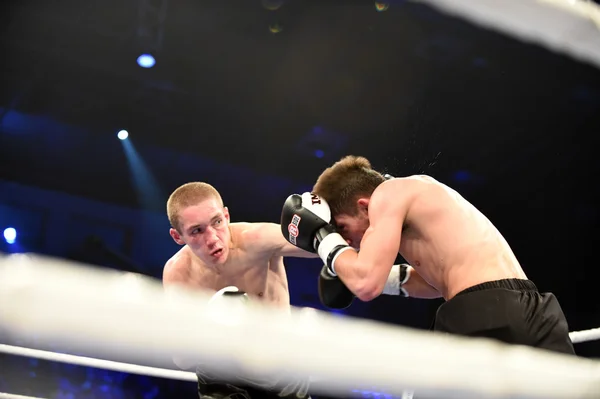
[1,0,600,398]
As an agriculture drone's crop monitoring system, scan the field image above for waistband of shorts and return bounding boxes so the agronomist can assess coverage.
[455,278,538,297]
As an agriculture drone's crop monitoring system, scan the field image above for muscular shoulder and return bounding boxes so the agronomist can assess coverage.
[231,222,279,250]
[372,176,431,204]
[369,175,443,221]
[162,246,192,285]
[231,222,287,257]
[229,222,261,235]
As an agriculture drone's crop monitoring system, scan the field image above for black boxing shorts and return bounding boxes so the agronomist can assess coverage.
[196,366,311,399]
[432,278,575,355]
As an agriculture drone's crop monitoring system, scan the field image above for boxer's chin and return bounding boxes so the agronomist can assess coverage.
[210,248,227,264]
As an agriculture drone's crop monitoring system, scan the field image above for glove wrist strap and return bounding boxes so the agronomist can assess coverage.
[316,230,351,275]
[328,246,353,275]
[383,264,412,297]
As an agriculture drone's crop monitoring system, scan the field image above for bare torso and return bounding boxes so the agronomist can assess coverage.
[163,223,290,309]
[396,175,527,300]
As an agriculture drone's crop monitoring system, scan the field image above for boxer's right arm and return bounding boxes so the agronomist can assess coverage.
[245,222,320,258]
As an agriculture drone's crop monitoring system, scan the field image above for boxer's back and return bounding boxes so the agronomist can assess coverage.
[395,176,527,299]
[163,222,289,308]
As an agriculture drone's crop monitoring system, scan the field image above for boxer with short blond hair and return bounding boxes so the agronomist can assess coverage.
[164,182,315,309]
[163,182,317,399]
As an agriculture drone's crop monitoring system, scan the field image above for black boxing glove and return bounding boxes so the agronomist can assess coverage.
[281,193,353,274]
[318,265,355,309]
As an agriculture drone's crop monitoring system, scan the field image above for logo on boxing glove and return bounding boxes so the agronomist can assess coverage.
[281,192,333,253]
[288,214,301,245]
[288,194,323,244]
[310,193,321,205]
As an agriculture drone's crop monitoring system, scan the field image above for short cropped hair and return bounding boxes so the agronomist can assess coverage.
[313,155,385,216]
[167,182,223,231]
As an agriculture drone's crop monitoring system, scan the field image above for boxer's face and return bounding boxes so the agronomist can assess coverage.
[333,198,370,249]
[170,197,231,265]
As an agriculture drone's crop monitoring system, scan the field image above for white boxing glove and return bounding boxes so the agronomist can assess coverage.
[209,286,249,304]
[383,264,412,297]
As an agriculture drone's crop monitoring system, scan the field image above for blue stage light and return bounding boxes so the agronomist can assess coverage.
[3,227,17,244]
[137,54,156,68]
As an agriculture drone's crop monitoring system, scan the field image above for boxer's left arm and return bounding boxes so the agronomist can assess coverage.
[246,222,320,258]
[331,183,409,301]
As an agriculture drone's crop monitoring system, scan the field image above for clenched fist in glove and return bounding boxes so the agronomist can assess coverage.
[280,192,353,273]
[281,192,355,309]
[318,265,355,309]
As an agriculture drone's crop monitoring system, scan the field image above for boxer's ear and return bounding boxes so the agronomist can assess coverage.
[223,206,230,222]
[357,198,369,212]
[169,228,185,245]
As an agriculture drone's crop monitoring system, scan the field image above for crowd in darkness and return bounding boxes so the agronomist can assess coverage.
[0,351,198,398]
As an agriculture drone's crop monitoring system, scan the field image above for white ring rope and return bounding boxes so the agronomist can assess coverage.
[1,320,600,385]
[0,325,598,388]
[0,343,197,382]
[417,0,600,69]
[0,394,47,399]
[1,254,600,399]
[570,327,600,344]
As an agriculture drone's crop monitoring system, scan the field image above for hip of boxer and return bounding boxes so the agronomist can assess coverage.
[432,278,575,355]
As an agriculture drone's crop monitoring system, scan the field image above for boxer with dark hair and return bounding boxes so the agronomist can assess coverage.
[163,182,317,398]
[280,155,575,355]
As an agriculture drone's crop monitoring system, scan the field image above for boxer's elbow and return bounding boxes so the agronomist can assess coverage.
[339,258,383,301]
[353,278,384,302]
[356,291,379,302]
